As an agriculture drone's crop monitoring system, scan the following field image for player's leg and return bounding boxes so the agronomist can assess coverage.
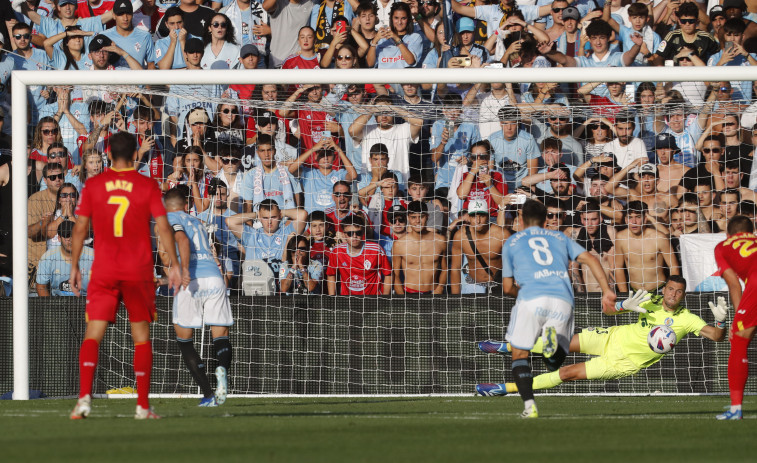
[211,325,231,405]
[510,348,537,418]
[122,280,160,419]
[540,298,573,371]
[205,276,234,405]
[173,280,216,406]
[720,325,756,420]
[71,320,109,419]
[72,278,120,419]
[175,325,215,405]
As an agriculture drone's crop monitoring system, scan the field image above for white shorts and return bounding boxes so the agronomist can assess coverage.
[173,277,234,328]
[506,296,573,352]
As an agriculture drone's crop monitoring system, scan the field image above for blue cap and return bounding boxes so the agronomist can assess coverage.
[457,17,474,33]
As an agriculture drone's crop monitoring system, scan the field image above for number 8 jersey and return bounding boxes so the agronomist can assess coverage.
[76,167,166,281]
[502,227,587,304]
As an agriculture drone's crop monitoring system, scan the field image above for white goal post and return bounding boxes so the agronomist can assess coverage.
[11,66,756,400]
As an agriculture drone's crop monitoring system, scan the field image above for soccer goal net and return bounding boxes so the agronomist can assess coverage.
[9,67,757,399]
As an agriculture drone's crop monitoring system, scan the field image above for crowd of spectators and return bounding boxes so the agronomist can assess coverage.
[2,0,757,297]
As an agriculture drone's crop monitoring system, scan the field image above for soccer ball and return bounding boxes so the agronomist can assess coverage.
[647,325,677,354]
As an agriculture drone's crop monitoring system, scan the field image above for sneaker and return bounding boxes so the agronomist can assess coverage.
[476,383,509,397]
[716,408,743,420]
[542,327,558,359]
[477,340,510,355]
[134,405,161,420]
[215,366,227,405]
[520,404,539,419]
[70,394,91,420]
[198,397,217,407]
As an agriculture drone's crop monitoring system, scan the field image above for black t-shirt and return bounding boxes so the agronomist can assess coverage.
[724,143,754,186]
[657,29,720,63]
[680,163,718,191]
[156,5,216,39]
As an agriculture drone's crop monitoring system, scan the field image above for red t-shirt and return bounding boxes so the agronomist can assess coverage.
[76,167,166,281]
[76,0,114,17]
[326,209,373,233]
[326,242,391,295]
[461,171,508,216]
[281,54,320,70]
[296,107,340,169]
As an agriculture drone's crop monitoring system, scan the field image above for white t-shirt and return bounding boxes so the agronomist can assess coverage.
[478,92,512,140]
[356,122,418,183]
[601,138,648,169]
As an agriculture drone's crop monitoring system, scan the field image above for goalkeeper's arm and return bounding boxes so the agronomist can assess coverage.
[700,296,728,342]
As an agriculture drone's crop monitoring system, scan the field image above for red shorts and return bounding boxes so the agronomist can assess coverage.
[733,288,757,333]
[405,286,433,295]
[86,278,157,324]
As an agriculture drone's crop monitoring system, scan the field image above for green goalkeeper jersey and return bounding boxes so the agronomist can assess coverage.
[610,295,707,368]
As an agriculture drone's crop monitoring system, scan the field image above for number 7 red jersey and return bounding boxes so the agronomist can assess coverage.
[76,167,166,281]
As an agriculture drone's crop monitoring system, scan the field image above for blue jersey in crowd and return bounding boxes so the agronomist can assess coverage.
[502,226,586,305]
[168,211,222,280]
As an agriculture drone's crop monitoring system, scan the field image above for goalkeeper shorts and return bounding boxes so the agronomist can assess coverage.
[579,327,641,380]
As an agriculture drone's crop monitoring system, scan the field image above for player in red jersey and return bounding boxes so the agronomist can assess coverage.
[68,131,183,420]
[326,215,391,295]
[713,215,757,420]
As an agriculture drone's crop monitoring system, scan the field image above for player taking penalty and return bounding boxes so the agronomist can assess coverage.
[478,276,726,399]
[69,132,183,420]
[478,200,616,418]
[163,188,234,407]
[714,215,757,420]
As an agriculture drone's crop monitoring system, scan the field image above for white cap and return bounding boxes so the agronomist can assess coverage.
[467,199,488,215]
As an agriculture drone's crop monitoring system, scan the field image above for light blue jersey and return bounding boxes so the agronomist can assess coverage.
[487,129,540,190]
[502,226,586,305]
[240,220,295,275]
[36,246,94,296]
[301,166,348,213]
[168,211,223,280]
[102,26,156,68]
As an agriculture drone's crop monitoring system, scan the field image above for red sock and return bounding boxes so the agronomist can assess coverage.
[134,341,153,409]
[79,338,99,398]
[728,333,751,407]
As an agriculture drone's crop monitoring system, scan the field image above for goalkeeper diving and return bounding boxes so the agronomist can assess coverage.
[476,276,727,395]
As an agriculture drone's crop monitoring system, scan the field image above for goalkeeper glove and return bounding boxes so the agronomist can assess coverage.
[708,296,729,328]
[615,289,651,313]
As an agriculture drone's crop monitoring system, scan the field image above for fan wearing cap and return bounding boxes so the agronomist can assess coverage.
[607,158,683,226]
[652,132,689,194]
[391,200,448,295]
[164,53,224,141]
[16,0,113,48]
[377,203,408,261]
[174,106,216,161]
[220,0,270,68]
[36,220,94,297]
[449,17,489,63]
[229,44,260,98]
[449,198,511,295]
[707,5,727,36]
[100,0,155,68]
[86,33,142,70]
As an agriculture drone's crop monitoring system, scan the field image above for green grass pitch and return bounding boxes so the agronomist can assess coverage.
[1,396,755,463]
